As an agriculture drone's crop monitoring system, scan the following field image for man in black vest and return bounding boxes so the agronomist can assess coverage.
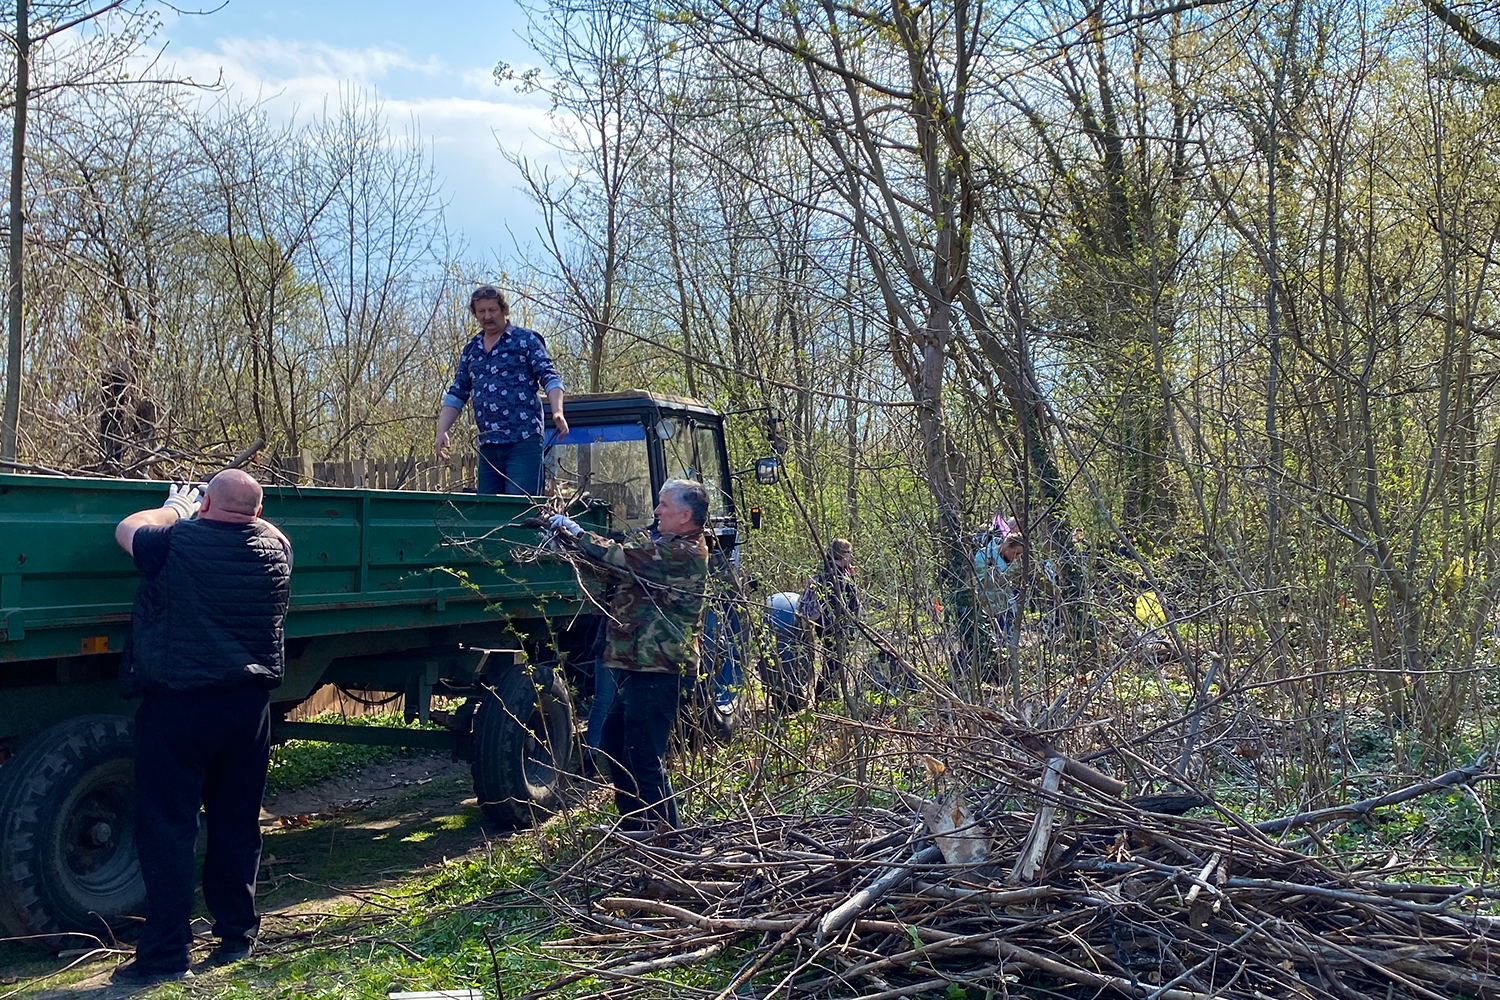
[110,470,292,985]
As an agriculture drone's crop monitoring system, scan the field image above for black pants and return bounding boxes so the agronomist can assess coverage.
[598,670,683,830]
[132,686,271,972]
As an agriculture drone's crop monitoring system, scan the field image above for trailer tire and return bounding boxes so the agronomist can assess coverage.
[469,667,575,830]
[0,715,144,940]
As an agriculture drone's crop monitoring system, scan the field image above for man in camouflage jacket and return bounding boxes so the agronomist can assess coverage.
[551,479,711,831]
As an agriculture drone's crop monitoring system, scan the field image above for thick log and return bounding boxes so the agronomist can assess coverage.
[1009,757,1066,884]
[815,844,944,943]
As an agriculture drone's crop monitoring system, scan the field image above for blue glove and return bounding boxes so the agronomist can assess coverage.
[549,514,584,537]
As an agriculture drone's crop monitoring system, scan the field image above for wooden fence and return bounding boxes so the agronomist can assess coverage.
[273,452,480,492]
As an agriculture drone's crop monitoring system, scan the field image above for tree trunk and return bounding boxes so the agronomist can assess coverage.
[3,0,28,463]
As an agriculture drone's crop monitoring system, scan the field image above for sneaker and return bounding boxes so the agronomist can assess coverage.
[205,938,253,966]
[110,962,192,986]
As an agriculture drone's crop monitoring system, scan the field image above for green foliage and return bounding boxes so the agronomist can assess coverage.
[17,0,1500,913]
[263,712,429,797]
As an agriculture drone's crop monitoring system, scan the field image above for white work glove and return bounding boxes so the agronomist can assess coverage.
[162,483,201,519]
[548,514,584,537]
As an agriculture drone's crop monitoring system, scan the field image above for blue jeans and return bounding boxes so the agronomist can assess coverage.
[586,654,617,753]
[703,603,744,708]
[477,436,542,495]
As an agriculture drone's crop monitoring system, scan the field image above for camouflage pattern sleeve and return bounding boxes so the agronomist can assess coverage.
[571,529,711,675]
[572,530,699,587]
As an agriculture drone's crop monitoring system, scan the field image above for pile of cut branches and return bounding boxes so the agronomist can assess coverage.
[531,703,1500,1000]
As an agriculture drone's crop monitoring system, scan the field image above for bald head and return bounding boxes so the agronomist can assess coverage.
[201,469,263,523]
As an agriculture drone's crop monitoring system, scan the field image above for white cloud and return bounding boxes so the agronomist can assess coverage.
[460,65,499,96]
[153,39,445,113]
[216,37,440,84]
[137,37,571,259]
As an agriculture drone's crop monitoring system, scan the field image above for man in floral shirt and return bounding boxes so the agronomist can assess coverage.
[436,286,568,494]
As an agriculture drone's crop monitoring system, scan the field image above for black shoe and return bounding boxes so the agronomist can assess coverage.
[111,962,192,986]
[205,938,253,966]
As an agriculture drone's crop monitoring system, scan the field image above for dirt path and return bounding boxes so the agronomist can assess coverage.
[12,753,505,997]
[260,754,470,822]
[255,754,491,919]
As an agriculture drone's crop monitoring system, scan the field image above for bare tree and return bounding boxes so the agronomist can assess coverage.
[504,1,655,392]
[0,0,203,462]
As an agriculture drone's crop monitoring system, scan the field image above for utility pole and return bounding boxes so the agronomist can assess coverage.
[3,0,28,464]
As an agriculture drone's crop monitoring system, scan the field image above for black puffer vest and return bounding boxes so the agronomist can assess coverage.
[121,518,291,695]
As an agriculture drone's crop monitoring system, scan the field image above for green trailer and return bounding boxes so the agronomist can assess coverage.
[0,475,603,939]
[0,390,771,942]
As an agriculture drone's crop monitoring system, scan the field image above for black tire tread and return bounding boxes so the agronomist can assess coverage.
[0,714,141,938]
[469,669,574,830]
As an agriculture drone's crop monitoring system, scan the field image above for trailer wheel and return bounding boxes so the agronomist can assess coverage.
[0,715,143,940]
[469,667,576,829]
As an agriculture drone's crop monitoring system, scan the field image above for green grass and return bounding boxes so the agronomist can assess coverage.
[265,712,434,796]
[13,676,1500,999]
[1,769,529,997]
[181,816,580,1000]
[50,726,782,1000]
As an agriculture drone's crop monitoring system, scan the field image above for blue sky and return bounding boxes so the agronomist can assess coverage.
[152,0,559,264]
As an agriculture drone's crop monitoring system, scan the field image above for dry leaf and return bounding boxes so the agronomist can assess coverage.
[918,793,990,865]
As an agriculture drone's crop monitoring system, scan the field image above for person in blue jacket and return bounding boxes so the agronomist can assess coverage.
[435,285,568,494]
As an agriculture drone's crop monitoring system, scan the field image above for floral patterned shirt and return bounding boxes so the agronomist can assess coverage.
[441,323,564,445]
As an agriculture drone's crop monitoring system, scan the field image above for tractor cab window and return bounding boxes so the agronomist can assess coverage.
[544,423,653,529]
[658,417,731,520]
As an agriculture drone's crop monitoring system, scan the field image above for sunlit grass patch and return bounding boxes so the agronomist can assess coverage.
[266,712,439,796]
